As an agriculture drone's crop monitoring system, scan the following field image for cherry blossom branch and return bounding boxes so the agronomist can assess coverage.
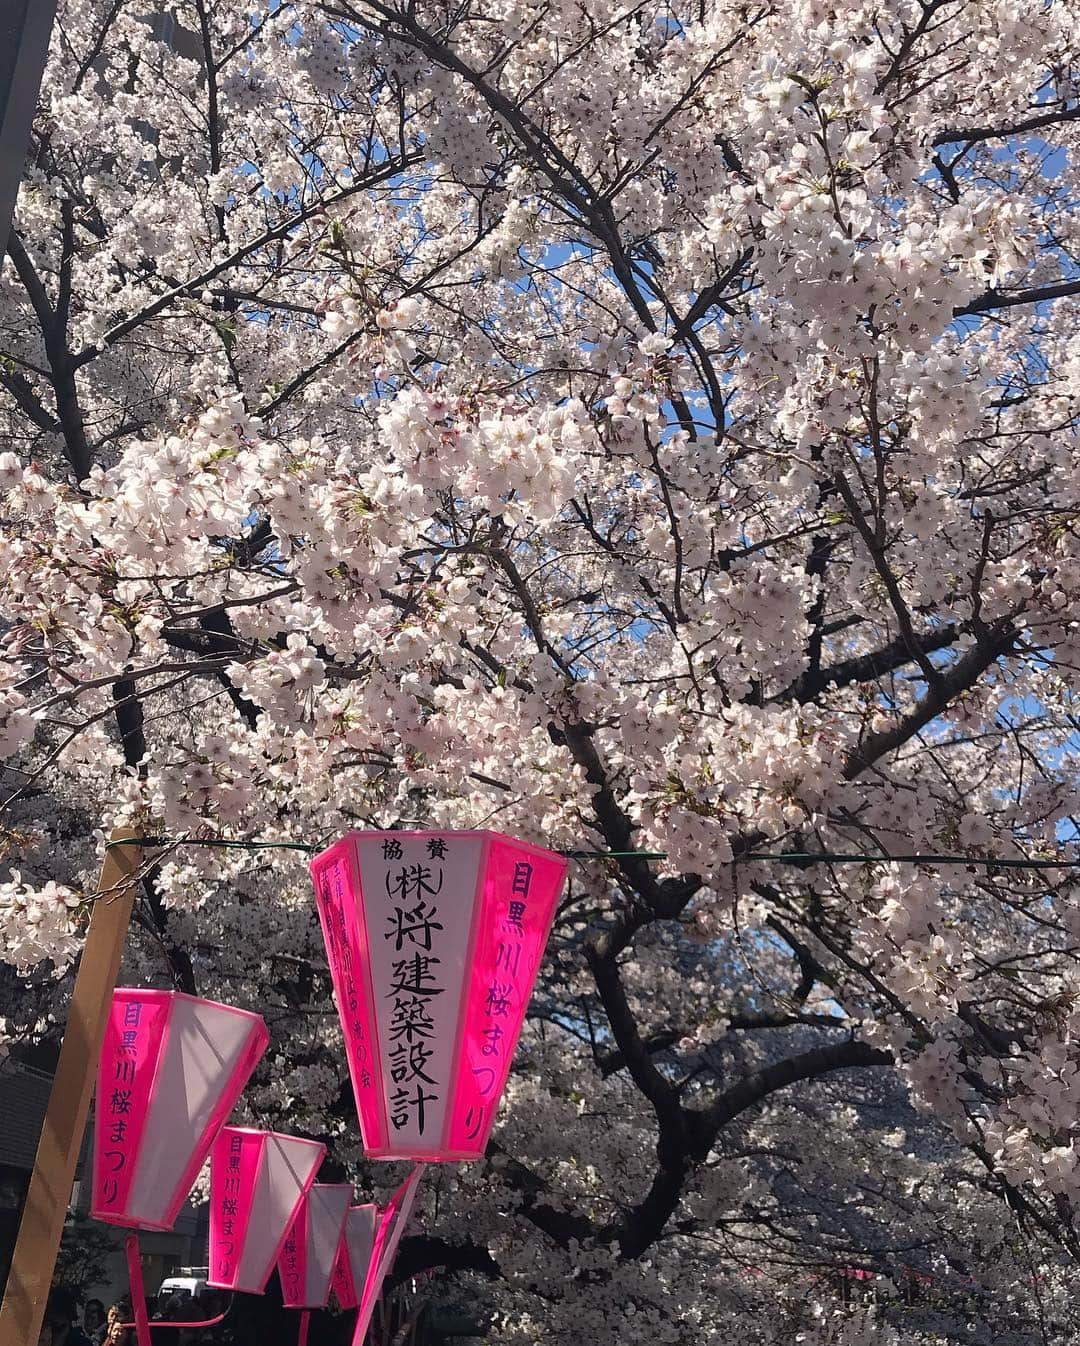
[617,1039,892,1260]
[955,279,1080,317]
[0,366,59,435]
[71,154,423,366]
[833,469,945,689]
[842,619,1020,779]
[932,103,1080,146]
[774,623,962,705]
[6,232,92,477]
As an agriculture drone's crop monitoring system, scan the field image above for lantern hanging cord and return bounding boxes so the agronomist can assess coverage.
[570,849,1080,869]
[101,837,1080,871]
[744,852,1080,870]
[563,849,669,859]
[105,835,319,854]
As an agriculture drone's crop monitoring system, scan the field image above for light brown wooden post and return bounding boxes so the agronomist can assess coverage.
[0,828,142,1346]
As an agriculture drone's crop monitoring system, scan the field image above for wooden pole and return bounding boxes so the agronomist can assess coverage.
[0,829,142,1346]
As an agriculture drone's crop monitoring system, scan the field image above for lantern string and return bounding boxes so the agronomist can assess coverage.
[743,852,1080,870]
[562,849,669,859]
[100,837,1080,871]
[105,835,318,854]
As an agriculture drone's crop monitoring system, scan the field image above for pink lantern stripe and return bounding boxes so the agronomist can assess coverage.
[279,1199,309,1311]
[352,1165,425,1346]
[445,838,567,1156]
[439,836,497,1161]
[94,992,170,1221]
[209,1127,264,1290]
[332,1241,356,1310]
[312,842,389,1153]
[333,1204,377,1310]
[332,1244,356,1310]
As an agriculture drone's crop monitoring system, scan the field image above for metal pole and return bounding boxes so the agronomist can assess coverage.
[0,0,59,251]
[124,1234,153,1346]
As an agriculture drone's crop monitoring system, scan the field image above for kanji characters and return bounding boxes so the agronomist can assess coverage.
[495,940,522,976]
[384,861,443,904]
[387,952,444,997]
[511,861,533,899]
[109,1087,133,1115]
[390,1083,439,1133]
[484,981,513,1017]
[388,994,437,1043]
[385,898,444,952]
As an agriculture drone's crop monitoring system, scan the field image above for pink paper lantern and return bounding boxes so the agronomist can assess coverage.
[91,989,268,1231]
[311,831,568,1160]
[332,1204,377,1310]
[208,1127,326,1293]
[278,1183,353,1309]
[340,1168,423,1346]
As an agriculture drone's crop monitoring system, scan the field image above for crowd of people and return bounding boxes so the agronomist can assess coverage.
[38,1288,236,1346]
[37,1285,358,1345]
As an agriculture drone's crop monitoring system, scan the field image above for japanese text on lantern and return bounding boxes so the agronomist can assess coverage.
[466,859,532,1144]
[281,1211,302,1303]
[96,995,163,1212]
[318,857,375,1097]
[215,1133,245,1282]
[380,836,448,1136]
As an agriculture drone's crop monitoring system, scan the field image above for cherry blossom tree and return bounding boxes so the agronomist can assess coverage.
[2,0,1080,1340]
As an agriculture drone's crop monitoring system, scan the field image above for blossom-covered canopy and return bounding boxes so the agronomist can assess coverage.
[3,0,1080,1341]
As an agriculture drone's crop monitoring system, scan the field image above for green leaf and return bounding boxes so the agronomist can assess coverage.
[214,319,238,354]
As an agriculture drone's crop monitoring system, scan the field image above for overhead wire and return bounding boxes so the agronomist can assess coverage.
[103,837,1080,870]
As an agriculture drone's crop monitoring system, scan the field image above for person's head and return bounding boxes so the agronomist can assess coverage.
[154,1293,183,1322]
[45,1290,77,1342]
[173,1293,194,1320]
[84,1300,106,1332]
[106,1303,129,1326]
[106,1306,133,1346]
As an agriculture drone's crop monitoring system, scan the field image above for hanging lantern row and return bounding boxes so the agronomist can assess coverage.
[208,1127,327,1294]
[338,1168,425,1345]
[94,1001,425,1346]
[89,829,568,1344]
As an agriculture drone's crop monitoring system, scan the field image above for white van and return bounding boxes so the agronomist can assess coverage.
[156,1270,208,1304]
